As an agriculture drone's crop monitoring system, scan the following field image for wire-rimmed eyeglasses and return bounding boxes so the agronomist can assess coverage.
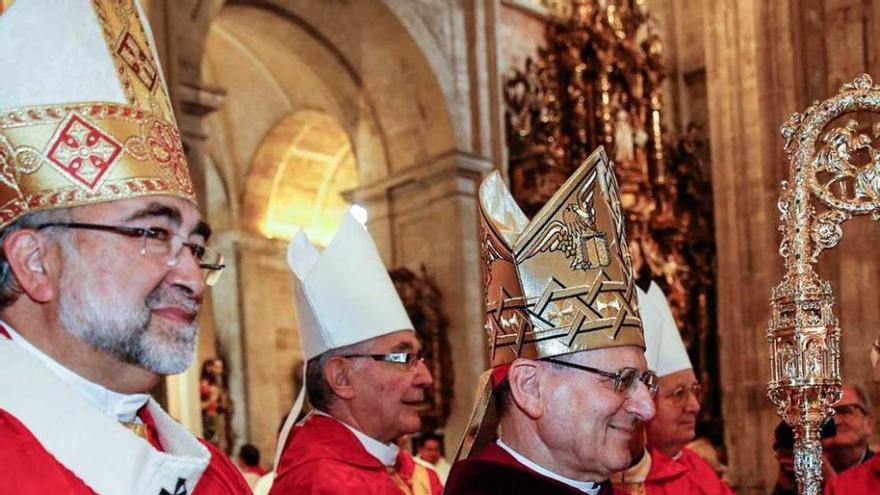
[662,383,703,407]
[37,222,225,286]
[543,357,659,397]
[341,352,425,369]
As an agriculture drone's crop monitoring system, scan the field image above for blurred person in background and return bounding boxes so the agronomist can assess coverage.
[612,282,733,495]
[415,433,451,483]
[822,385,874,473]
[238,443,268,489]
[824,341,880,494]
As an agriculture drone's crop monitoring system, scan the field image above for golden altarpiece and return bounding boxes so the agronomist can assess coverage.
[504,0,721,437]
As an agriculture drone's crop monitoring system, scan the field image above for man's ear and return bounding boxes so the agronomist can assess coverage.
[507,358,543,419]
[323,356,356,400]
[3,229,57,304]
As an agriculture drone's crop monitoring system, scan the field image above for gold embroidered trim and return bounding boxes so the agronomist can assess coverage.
[0,102,194,227]
[91,0,175,124]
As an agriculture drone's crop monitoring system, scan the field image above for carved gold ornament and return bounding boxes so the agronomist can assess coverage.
[769,73,880,495]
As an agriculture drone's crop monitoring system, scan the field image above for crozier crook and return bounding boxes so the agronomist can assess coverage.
[769,73,880,495]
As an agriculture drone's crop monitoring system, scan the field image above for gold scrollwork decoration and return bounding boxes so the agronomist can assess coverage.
[770,73,880,495]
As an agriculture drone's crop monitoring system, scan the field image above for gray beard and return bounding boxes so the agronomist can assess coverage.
[57,251,199,375]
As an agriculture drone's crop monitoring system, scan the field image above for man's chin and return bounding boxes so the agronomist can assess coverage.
[141,354,194,375]
[137,333,197,375]
[602,451,632,475]
[397,415,423,436]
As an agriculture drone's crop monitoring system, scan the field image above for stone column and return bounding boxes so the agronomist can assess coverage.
[233,232,300,461]
[348,150,493,455]
[168,82,229,439]
[705,1,800,492]
[209,229,301,459]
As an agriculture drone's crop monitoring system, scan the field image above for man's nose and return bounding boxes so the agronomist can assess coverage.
[684,389,701,414]
[166,246,206,299]
[627,381,657,422]
[413,358,434,387]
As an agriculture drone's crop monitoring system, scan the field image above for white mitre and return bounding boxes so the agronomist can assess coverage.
[638,281,692,377]
[273,209,414,468]
[288,210,414,359]
[0,0,198,228]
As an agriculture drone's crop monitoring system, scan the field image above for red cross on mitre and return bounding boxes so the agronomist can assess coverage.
[46,113,123,190]
[117,31,158,92]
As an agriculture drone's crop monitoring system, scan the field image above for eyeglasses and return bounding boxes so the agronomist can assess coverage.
[834,403,868,417]
[37,222,226,286]
[341,352,424,369]
[543,358,659,397]
[662,383,703,406]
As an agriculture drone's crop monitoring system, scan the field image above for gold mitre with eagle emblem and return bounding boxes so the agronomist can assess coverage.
[456,147,645,459]
[0,0,195,228]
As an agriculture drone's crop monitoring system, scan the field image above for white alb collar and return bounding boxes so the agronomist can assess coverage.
[1,321,149,423]
[497,439,601,495]
[314,410,399,466]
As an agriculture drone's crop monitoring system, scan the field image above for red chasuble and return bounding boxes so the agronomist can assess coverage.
[444,442,626,495]
[825,453,880,495]
[620,447,734,495]
[0,409,250,494]
[271,414,442,495]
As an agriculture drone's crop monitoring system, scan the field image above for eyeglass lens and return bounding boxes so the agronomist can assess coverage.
[667,383,703,404]
[616,368,659,396]
[141,234,225,286]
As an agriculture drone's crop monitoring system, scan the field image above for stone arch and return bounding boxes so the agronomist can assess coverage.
[243,110,359,245]
[197,0,458,203]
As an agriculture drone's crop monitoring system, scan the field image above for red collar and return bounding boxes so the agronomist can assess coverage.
[452,442,617,494]
[646,447,689,482]
[137,406,165,451]
[0,325,10,339]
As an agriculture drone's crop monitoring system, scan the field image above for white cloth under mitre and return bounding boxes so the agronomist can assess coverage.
[272,209,414,469]
[638,281,692,377]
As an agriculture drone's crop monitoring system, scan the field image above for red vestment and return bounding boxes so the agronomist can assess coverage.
[0,406,250,494]
[825,453,880,494]
[445,442,627,495]
[270,414,443,495]
[0,328,251,494]
[625,447,734,495]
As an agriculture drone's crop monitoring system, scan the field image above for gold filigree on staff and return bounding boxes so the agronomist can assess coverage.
[769,73,880,495]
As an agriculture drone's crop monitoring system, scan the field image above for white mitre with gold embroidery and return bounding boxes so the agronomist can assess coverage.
[0,0,194,227]
[273,209,414,468]
[640,281,692,376]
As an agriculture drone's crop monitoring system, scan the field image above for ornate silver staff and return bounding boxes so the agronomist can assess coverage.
[768,73,880,495]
